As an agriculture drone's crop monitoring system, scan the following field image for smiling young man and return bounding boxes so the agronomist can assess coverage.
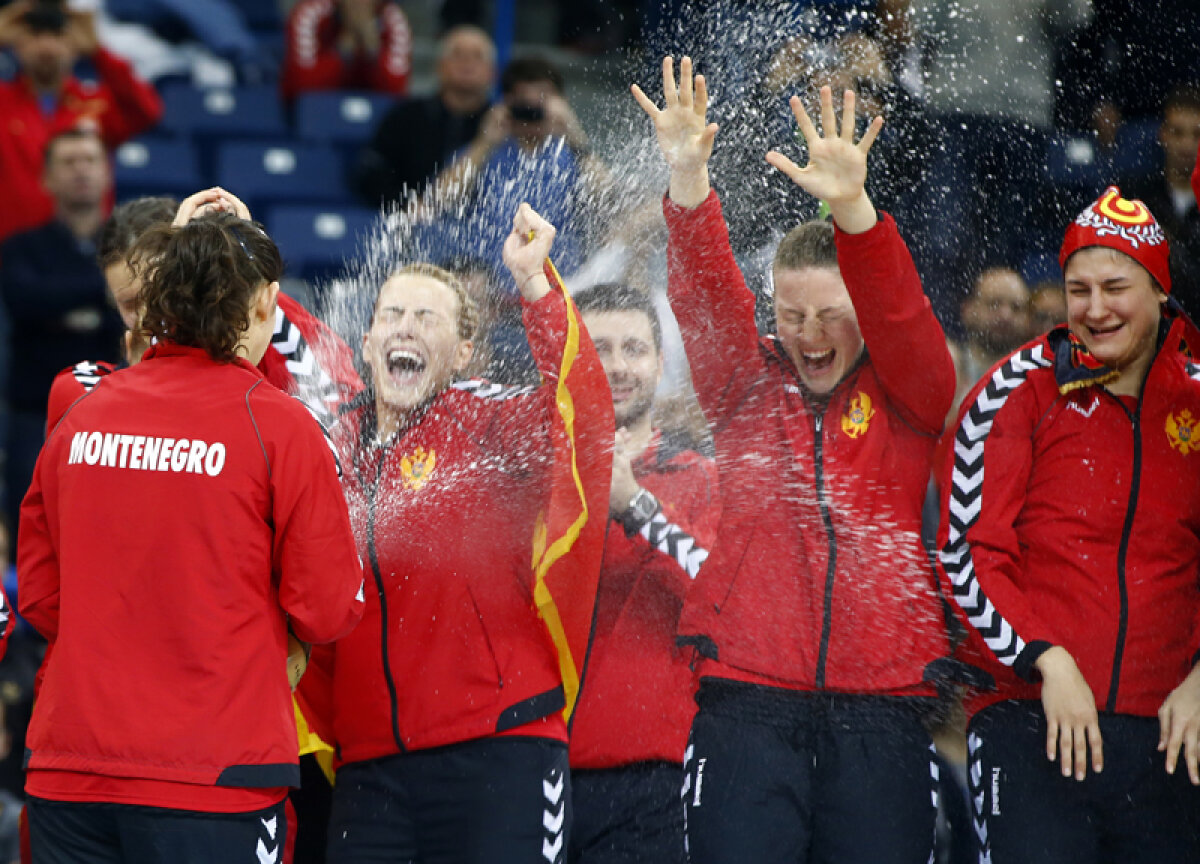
[306,204,612,864]
[568,284,719,864]
[632,58,954,864]
[938,186,1200,864]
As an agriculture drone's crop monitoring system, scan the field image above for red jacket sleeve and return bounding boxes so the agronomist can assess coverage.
[835,214,954,435]
[663,191,769,428]
[89,48,164,147]
[257,393,364,645]
[937,367,1061,679]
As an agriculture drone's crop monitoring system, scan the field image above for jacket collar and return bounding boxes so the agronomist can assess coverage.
[142,341,264,378]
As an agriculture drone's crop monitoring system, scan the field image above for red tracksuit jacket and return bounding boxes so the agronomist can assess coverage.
[937,321,1200,718]
[18,342,364,812]
[664,191,955,695]
[312,286,612,765]
[0,49,163,244]
[569,436,720,769]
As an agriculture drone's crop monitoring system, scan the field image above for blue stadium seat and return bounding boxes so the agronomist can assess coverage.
[266,204,377,281]
[216,142,351,214]
[1045,134,1110,194]
[159,83,287,140]
[112,136,203,202]
[294,91,395,147]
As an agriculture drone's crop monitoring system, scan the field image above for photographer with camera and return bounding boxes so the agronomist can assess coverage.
[421,56,610,281]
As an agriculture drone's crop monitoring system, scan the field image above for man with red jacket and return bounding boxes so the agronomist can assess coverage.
[281,0,411,103]
[0,1,162,244]
[937,187,1200,863]
[631,58,955,863]
[568,283,719,864]
[308,203,612,863]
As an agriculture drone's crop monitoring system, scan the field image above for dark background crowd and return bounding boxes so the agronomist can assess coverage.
[0,0,1197,861]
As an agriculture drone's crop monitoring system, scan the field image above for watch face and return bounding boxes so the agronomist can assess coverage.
[629,489,657,521]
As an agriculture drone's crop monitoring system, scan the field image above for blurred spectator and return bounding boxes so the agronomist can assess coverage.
[0,0,162,244]
[420,54,610,281]
[1121,86,1200,315]
[1028,279,1067,336]
[912,0,1092,323]
[0,129,124,543]
[1060,0,1200,140]
[354,25,494,209]
[951,267,1030,412]
[281,0,412,103]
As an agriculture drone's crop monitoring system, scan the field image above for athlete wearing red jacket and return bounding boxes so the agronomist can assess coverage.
[281,0,411,102]
[0,4,162,243]
[634,60,954,864]
[312,204,612,864]
[937,187,1200,864]
[568,284,720,864]
[17,215,364,862]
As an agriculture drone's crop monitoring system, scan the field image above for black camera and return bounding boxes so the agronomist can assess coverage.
[508,103,545,124]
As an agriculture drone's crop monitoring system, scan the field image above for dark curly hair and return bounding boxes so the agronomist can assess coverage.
[98,196,178,270]
[131,214,283,363]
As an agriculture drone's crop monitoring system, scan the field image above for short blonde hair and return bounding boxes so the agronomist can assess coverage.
[381,263,480,341]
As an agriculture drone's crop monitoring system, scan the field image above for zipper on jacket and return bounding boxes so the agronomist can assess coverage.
[1106,397,1141,713]
[366,454,406,753]
[812,408,838,689]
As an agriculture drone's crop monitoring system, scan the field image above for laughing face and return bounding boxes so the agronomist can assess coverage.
[773,266,864,396]
[1064,246,1165,379]
[364,273,474,422]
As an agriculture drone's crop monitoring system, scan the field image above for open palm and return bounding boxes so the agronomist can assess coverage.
[631,56,718,175]
[766,87,882,205]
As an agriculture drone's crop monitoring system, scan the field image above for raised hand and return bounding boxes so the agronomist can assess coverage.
[766,86,882,233]
[0,1,31,49]
[502,203,556,303]
[173,187,253,226]
[631,56,719,208]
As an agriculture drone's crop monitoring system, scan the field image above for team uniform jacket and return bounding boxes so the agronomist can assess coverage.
[312,286,612,765]
[17,343,364,812]
[0,49,162,243]
[663,191,955,695]
[937,321,1200,718]
[569,436,720,770]
[281,0,411,101]
[44,294,362,434]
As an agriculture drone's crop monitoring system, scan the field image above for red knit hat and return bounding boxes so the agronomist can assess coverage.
[1059,186,1171,294]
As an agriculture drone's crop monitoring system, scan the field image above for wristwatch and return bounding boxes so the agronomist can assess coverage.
[620,487,661,536]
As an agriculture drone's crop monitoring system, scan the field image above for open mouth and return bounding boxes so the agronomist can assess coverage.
[386,348,426,385]
[1087,323,1124,342]
[801,348,836,374]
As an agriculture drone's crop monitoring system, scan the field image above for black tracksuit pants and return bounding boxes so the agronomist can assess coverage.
[569,760,686,864]
[968,700,1200,864]
[682,678,938,864]
[26,796,289,864]
[326,736,570,864]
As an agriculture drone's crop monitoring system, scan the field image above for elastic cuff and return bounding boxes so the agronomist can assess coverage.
[1013,640,1053,682]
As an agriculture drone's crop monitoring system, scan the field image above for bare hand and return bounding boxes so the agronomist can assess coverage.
[1159,664,1200,784]
[631,56,718,207]
[1037,646,1103,781]
[66,9,99,56]
[766,86,881,204]
[173,187,252,226]
[502,203,555,302]
[477,104,511,150]
[609,428,639,514]
[545,95,587,152]
[0,0,30,48]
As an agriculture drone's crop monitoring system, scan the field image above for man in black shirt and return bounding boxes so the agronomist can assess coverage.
[354,25,495,208]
